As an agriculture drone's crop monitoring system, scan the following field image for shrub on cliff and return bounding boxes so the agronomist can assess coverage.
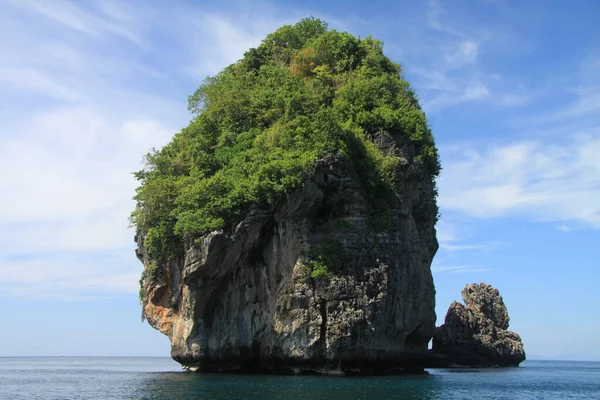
[131,17,439,262]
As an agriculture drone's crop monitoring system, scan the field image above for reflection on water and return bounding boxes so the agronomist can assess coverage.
[0,358,599,400]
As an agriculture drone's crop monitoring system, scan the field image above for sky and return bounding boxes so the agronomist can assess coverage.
[0,0,599,361]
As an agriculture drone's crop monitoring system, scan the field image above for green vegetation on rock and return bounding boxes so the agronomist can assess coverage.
[131,18,439,262]
[309,256,332,280]
[140,261,162,288]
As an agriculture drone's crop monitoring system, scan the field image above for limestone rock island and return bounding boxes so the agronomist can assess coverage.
[132,18,522,373]
[433,283,526,367]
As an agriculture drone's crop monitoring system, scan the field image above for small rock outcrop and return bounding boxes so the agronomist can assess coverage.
[432,283,525,367]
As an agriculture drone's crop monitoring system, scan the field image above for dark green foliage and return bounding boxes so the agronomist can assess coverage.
[309,256,332,279]
[308,237,344,280]
[140,261,163,286]
[132,18,439,262]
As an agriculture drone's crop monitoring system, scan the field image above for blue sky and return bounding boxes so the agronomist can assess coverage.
[0,0,599,361]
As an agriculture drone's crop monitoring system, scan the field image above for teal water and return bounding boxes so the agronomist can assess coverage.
[0,357,598,399]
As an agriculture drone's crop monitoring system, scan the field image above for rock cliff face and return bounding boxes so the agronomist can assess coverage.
[432,283,525,367]
[137,133,439,374]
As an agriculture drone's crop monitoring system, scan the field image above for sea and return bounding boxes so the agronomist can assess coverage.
[0,357,598,399]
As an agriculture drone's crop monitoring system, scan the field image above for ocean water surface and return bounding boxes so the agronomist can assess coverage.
[0,357,598,399]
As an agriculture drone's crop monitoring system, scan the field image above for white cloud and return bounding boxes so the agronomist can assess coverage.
[401,0,531,112]
[427,0,465,38]
[495,92,531,106]
[8,0,146,47]
[549,86,600,120]
[174,4,293,79]
[0,254,140,300]
[444,39,479,68]
[436,220,509,252]
[557,223,577,233]
[438,134,600,228]
[427,0,479,70]
[0,0,302,300]
[404,12,508,111]
[431,261,490,274]
[0,107,173,223]
[0,67,84,101]
[0,1,274,299]
[411,68,459,92]
[184,14,267,78]
[424,79,490,110]
[0,106,174,299]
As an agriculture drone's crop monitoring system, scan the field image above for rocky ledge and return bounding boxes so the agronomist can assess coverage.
[432,283,526,367]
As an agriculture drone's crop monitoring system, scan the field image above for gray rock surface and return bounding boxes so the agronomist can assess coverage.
[432,283,525,367]
[137,132,439,374]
